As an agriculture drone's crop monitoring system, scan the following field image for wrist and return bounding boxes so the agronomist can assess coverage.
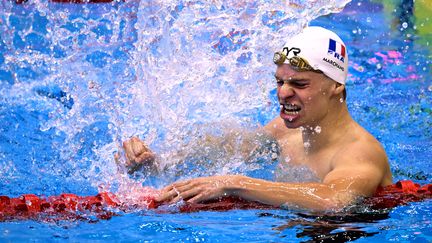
[224,175,247,196]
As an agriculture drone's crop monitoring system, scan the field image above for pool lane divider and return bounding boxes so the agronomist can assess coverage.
[0,180,431,221]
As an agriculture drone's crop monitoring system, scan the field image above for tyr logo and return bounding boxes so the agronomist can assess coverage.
[282,47,301,57]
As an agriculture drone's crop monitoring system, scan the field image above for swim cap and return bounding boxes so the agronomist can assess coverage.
[277,26,348,84]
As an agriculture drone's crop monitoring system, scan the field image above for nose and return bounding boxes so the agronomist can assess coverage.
[278,82,295,101]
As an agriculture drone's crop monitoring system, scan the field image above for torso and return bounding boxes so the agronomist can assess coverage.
[264,117,393,187]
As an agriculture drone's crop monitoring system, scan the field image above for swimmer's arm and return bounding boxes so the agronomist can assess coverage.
[227,166,382,210]
[237,129,280,163]
[158,143,388,210]
[174,128,280,164]
[227,149,386,210]
[119,129,278,176]
[157,165,382,211]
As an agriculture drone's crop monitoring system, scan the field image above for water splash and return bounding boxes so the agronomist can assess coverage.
[0,0,351,194]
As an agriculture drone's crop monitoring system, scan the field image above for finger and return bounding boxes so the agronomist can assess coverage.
[160,184,174,194]
[188,189,220,203]
[123,140,136,165]
[131,139,146,156]
[164,179,192,190]
[131,136,146,145]
[187,192,207,204]
[157,181,196,202]
[155,188,179,202]
[169,195,183,204]
[168,186,201,204]
[154,192,172,202]
[176,186,203,202]
[158,179,195,197]
[136,152,155,164]
[131,136,151,152]
[175,182,198,194]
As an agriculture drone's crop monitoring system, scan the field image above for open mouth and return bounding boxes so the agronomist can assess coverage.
[281,104,301,115]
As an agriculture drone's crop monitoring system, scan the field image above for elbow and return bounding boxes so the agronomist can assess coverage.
[316,192,358,211]
[279,198,347,211]
[316,199,347,211]
[284,192,358,211]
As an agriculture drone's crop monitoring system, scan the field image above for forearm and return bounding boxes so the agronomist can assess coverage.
[183,129,279,163]
[227,176,355,210]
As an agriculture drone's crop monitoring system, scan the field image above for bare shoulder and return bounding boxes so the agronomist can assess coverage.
[335,130,386,166]
[331,125,392,185]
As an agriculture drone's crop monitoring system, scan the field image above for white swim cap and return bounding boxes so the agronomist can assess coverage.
[276,26,349,84]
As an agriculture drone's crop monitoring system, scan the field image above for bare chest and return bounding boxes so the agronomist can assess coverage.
[276,135,334,180]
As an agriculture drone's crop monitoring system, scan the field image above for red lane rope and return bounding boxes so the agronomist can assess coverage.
[364,180,432,209]
[1,180,431,221]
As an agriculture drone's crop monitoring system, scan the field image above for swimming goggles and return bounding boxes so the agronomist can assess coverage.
[273,51,316,72]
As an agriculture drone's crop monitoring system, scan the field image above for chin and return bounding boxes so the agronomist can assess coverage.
[280,110,304,129]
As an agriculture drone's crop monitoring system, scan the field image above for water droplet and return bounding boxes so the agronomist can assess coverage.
[428,85,432,92]
[339,98,344,103]
[303,141,311,149]
[366,17,371,23]
[402,22,408,29]
[314,126,321,134]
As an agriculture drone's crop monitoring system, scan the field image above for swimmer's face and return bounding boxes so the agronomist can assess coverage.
[275,64,338,128]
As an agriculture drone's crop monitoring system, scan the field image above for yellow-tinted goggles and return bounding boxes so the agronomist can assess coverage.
[273,52,315,72]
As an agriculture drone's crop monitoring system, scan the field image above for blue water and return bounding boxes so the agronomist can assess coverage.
[1,0,431,241]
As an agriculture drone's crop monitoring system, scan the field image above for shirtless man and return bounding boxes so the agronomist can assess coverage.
[121,26,392,210]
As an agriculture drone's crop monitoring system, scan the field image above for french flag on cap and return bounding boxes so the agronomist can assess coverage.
[328,39,346,61]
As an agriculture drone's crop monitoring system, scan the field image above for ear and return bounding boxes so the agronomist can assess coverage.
[333,83,345,97]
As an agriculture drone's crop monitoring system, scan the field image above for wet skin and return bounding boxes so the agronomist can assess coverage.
[125,64,393,210]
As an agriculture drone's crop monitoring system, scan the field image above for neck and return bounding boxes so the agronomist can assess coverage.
[301,102,353,154]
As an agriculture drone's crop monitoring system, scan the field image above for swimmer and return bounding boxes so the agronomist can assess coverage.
[121,26,393,210]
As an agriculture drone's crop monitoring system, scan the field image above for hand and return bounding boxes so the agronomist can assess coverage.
[115,136,156,174]
[156,175,242,204]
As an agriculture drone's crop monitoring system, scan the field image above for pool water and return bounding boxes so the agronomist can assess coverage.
[0,0,431,241]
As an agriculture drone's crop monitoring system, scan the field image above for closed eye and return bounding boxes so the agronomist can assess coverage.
[274,76,284,86]
[274,75,310,88]
[276,79,284,86]
[293,81,309,88]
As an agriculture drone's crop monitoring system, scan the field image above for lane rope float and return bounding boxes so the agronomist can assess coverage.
[1,180,431,221]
